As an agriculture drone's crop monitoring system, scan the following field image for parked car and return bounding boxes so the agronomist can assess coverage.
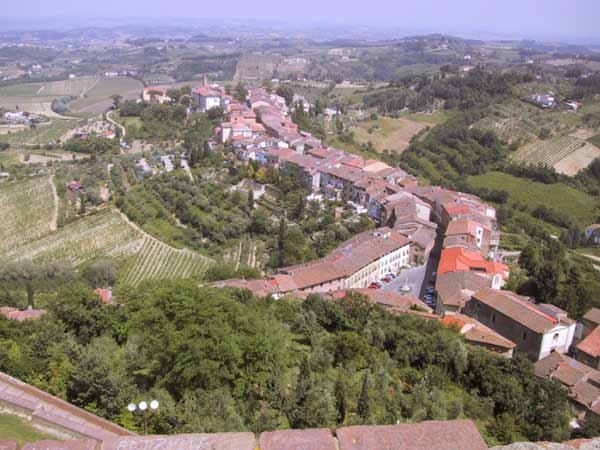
[385,273,396,279]
[368,282,383,289]
[431,272,437,280]
[381,276,392,283]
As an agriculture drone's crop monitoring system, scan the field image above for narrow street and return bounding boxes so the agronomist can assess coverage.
[382,229,443,302]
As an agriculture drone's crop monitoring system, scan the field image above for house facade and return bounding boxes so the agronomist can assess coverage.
[464,288,576,361]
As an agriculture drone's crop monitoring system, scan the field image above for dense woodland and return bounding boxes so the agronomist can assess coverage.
[0,281,575,445]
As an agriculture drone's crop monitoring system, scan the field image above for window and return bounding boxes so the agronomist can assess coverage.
[491,313,496,324]
[522,331,527,341]
[553,333,559,341]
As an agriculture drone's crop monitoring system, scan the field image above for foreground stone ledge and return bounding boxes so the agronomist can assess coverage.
[101,433,257,450]
[259,428,336,450]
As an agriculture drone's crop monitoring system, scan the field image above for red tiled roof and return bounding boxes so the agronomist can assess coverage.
[446,219,489,236]
[438,247,508,279]
[94,288,112,305]
[329,289,432,313]
[577,325,600,357]
[472,288,561,334]
[443,313,515,350]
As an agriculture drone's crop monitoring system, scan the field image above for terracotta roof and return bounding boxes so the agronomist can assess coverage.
[438,247,509,279]
[446,219,489,236]
[259,429,336,450]
[443,313,515,350]
[583,308,600,326]
[336,420,487,450]
[577,325,600,358]
[94,288,112,305]
[472,288,561,334]
[0,306,47,321]
[535,352,600,415]
[279,229,410,291]
[328,289,432,313]
[144,86,168,94]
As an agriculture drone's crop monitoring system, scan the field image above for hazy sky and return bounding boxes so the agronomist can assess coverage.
[3,0,599,42]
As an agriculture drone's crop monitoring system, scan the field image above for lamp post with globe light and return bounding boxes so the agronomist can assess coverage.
[127,400,159,435]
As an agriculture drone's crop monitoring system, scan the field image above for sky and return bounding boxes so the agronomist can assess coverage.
[2,0,599,42]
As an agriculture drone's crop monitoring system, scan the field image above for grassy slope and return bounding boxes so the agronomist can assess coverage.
[468,171,597,228]
[350,116,433,153]
[0,414,55,444]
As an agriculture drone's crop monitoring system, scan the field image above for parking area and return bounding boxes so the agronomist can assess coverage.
[380,231,443,309]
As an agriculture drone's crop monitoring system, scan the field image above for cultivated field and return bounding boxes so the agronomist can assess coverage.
[0,77,98,116]
[120,237,212,285]
[475,100,581,144]
[0,119,81,147]
[350,116,433,153]
[554,142,600,175]
[0,176,57,253]
[223,238,265,270]
[468,171,596,228]
[511,135,600,175]
[68,77,143,114]
[0,204,213,285]
[0,77,142,117]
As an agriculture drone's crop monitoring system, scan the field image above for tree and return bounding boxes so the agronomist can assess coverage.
[276,85,294,107]
[248,189,254,210]
[0,261,74,308]
[234,83,248,102]
[357,372,371,423]
[82,260,117,288]
[67,335,135,420]
[278,218,287,267]
[110,94,123,110]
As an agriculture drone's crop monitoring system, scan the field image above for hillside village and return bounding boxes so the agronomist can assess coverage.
[3,15,600,450]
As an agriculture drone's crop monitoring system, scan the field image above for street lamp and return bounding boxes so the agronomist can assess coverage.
[127,400,159,434]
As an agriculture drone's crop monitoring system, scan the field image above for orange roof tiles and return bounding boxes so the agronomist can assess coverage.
[438,247,508,279]
[577,325,600,357]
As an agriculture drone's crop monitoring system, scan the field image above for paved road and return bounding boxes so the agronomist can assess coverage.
[382,263,428,297]
[382,230,443,305]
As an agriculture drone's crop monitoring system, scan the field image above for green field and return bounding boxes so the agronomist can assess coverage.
[68,78,142,114]
[350,116,433,153]
[589,134,600,148]
[0,414,55,444]
[468,171,597,228]
[0,119,80,147]
[0,176,57,253]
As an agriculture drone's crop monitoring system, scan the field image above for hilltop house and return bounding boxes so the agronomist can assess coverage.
[464,288,576,361]
[191,86,229,112]
[143,86,171,104]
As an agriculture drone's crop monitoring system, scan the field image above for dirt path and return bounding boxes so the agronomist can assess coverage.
[106,110,126,141]
[49,175,59,231]
[580,252,600,263]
